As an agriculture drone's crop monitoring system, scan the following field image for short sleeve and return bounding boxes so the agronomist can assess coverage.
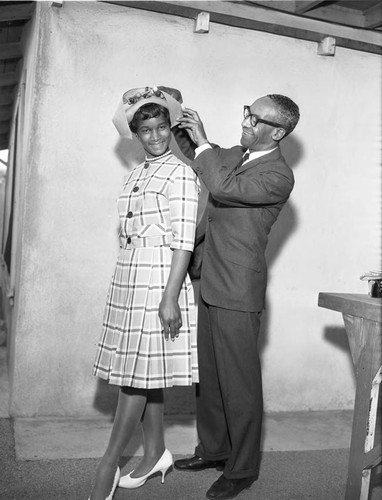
[168,163,200,251]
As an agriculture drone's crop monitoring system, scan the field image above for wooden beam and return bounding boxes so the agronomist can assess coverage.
[0,106,12,121]
[0,93,13,106]
[0,3,35,23]
[0,121,10,135]
[0,72,18,87]
[0,133,9,146]
[364,3,382,29]
[302,5,367,28]
[244,1,296,13]
[247,1,366,27]
[103,1,382,54]
[294,1,324,15]
[0,42,22,61]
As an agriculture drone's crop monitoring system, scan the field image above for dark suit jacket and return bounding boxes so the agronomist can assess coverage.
[192,145,294,312]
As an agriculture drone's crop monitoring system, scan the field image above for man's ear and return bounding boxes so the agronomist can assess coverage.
[273,128,286,141]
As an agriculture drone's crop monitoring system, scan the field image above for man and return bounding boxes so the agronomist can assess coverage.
[173,94,300,500]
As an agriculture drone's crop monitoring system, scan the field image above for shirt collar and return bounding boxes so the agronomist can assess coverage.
[243,147,277,165]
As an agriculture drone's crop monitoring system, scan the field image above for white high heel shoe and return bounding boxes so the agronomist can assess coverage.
[119,449,173,489]
[88,466,120,500]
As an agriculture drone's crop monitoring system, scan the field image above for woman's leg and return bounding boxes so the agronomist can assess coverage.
[130,388,166,477]
[90,386,147,500]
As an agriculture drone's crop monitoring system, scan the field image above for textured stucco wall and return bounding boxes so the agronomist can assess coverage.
[9,1,382,416]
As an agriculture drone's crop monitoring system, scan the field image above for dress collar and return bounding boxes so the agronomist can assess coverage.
[145,150,172,162]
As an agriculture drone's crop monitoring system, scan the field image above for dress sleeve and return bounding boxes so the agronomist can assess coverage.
[168,163,200,252]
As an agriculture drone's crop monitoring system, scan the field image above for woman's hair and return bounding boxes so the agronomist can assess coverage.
[129,103,170,133]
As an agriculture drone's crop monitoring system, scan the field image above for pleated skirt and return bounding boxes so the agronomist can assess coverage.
[93,246,198,388]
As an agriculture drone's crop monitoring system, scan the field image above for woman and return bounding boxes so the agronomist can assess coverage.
[89,87,199,500]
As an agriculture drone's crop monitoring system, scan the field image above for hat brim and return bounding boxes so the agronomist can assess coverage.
[112,91,182,139]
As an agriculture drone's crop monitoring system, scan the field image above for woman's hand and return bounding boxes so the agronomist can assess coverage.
[159,294,182,341]
[159,249,191,341]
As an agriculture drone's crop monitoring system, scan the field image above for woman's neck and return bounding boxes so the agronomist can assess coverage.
[145,149,171,161]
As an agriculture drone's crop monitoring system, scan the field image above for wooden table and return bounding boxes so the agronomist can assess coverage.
[318,293,382,499]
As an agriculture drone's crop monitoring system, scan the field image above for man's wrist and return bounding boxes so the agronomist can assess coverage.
[195,143,211,158]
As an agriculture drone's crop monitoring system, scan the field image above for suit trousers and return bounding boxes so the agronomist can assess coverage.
[195,295,263,479]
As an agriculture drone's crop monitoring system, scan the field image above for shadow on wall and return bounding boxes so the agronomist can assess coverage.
[324,326,350,352]
[259,204,296,355]
[324,325,355,384]
[260,135,304,353]
[114,136,145,170]
[266,133,304,268]
[282,134,304,172]
[92,378,197,418]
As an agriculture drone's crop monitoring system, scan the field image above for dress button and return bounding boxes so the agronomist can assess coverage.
[208,217,212,222]
[126,236,131,244]
[133,186,139,192]
[127,211,133,218]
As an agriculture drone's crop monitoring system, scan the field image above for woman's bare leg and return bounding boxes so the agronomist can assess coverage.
[90,386,147,500]
[130,388,166,477]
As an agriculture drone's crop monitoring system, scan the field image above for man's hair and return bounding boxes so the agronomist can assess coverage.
[267,94,300,137]
[129,103,170,133]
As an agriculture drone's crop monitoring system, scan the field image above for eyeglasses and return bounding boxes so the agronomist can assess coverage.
[243,105,285,129]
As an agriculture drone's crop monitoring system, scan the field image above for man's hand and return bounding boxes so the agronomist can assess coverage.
[176,108,209,147]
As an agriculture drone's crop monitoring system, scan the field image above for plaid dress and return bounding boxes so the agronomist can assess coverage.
[93,151,199,388]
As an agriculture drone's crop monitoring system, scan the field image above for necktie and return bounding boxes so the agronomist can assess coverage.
[230,152,250,176]
[241,152,250,164]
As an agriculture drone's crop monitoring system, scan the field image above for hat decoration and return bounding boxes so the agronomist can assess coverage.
[123,86,165,105]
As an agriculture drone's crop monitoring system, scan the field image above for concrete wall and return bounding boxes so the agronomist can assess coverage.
[8,1,382,416]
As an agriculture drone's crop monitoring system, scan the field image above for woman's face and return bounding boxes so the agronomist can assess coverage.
[135,114,171,157]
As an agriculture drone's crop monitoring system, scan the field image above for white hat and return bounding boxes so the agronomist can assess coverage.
[112,86,182,139]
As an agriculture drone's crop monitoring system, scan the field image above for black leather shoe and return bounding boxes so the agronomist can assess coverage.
[174,455,226,472]
[206,474,257,499]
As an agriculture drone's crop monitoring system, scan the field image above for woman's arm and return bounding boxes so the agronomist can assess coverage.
[159,249,192,341]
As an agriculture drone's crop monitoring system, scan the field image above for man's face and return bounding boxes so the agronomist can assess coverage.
[240,97,282,152]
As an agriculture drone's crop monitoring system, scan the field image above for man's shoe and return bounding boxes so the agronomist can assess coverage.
[206,474,257,500]
[174,455,226,472]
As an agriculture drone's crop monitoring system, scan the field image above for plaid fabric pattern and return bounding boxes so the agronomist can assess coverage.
[93,152,199,388]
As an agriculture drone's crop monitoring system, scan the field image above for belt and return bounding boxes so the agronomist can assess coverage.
[120,234,172,249]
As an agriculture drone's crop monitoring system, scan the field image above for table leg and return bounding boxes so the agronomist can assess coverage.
[343,315,382,500]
